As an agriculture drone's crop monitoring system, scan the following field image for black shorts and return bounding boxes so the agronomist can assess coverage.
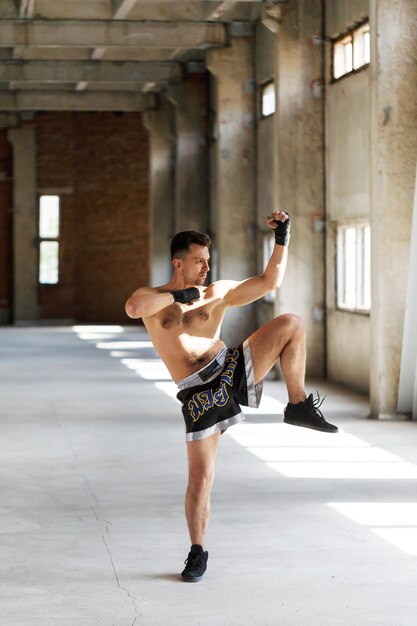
[176,340,263,441]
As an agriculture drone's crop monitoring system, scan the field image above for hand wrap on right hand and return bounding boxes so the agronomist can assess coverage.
[273,213,291,246]
[170,287,200,304]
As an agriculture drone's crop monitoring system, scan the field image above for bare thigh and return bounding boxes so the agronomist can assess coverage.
[186,432,221,482]
[248,314,303,385]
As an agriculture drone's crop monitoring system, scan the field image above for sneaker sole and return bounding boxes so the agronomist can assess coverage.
[181,575,204,582]
[283,418,338,433]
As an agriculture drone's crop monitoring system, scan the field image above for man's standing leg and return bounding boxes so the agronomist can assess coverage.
[181,432,220,581]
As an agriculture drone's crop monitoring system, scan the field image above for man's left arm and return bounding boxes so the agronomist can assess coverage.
[223,211,291,308]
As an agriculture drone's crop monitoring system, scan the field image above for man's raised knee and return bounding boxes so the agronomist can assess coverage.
[277,313,305,335]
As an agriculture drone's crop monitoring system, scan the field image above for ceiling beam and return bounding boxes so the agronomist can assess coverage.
[0,60,183,83]
[8,81,158,92]
[10,46,179,62]
[34,0,111,20]
[111,0,259,3]
[208,1,238,20]
[0,90,157,111]
[18,0,35,18]
[0,19,227,49]
[112,0,139,20]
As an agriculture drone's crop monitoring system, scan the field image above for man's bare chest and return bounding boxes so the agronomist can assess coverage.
[158,302,218,330]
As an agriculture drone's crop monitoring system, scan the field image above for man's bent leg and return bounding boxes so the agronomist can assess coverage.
[248,314,338,433]
[185,432,220,547]
[248,313,306,402]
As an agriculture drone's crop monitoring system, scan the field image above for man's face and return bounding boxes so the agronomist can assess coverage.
[178,244,210,286]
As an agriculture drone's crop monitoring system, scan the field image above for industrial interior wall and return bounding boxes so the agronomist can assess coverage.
[36,112,149,323]
[0,130,13,324]
[273,0,326,377]
[325,0,371,393]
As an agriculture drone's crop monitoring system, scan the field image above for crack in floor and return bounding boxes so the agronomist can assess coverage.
[102,535,141,626]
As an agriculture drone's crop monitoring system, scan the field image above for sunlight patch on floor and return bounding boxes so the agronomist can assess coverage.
[227,423,417,479]
[329,503,417,556]
[121,358,171,380]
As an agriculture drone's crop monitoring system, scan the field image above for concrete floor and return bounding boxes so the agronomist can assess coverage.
[1,326,417,626]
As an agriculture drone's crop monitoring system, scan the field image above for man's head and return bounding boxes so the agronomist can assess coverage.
[170,231,211,286]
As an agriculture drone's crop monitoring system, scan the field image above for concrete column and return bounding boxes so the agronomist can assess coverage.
[168,75,209,233]
[207,37,257,346]
[273,0,326,377]
[8,124,39,322]
[143,99,176,287]
[369,0,417,418]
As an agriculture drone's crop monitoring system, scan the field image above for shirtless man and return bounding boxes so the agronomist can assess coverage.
[125,211,337,582]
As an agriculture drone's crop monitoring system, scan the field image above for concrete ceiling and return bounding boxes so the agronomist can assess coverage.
[0,0,264,112]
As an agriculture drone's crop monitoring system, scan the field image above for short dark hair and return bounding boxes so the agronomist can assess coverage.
[170,231,211,260]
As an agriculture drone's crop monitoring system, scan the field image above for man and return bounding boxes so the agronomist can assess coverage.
[125,211,337,583]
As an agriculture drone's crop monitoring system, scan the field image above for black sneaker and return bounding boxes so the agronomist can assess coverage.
[181,544,208,582]
[284,393,338,433]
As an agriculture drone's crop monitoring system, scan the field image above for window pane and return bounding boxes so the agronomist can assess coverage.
[344,41,353,73]
[333,43,344,79]
[39,241,59,284]
[39,195,60,238]
[337,224,371,312]
[357,227,365,306]
[333,35,353,79]
[354,23,370,69]
[344,227,357,307]
[364,30,371,64]
[261,82,275,117]
[363,226,371,309]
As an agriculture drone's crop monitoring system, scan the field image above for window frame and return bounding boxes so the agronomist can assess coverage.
[331,19,370,83]
[336,221,371,314]
[38,194,61,286]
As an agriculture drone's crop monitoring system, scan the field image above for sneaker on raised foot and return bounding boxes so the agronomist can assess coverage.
[284,392,338,433]
[181,544,208,582]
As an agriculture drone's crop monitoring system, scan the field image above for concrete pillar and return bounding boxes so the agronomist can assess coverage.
[207,37,257,346]
[273,0,326,377]
[369,0,417,417]
[143,99,176,287]
[168,75,209,233]
[8,124,39,322]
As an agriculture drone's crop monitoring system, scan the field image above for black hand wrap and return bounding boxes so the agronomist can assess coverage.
[170,287,200,304]
[273,213,291,246]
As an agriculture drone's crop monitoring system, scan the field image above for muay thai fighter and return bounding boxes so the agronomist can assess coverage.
[125,211,337,582]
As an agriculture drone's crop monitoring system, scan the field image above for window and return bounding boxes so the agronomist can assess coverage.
[332,20,370,80]
[39,195,60,285]
[337,223,371,311]
[261,81,275,117]
[263,232,275,302]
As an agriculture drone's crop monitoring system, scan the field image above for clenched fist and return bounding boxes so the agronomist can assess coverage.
[267,211,291,246]
[170,287,200,304]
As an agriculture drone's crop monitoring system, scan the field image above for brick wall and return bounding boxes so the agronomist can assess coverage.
[36,111,150,323]
[0,130,13,323]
